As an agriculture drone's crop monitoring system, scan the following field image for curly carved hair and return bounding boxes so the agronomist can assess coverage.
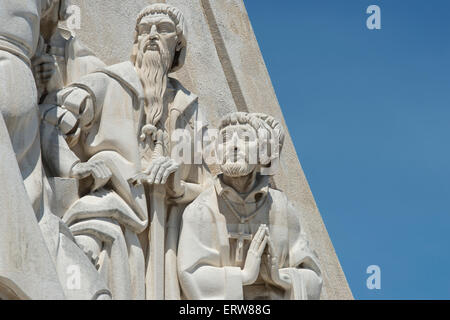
[219,112,285,165]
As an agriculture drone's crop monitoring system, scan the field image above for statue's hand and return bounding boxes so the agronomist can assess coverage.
[31,54,56,89]
[241,225,268,285]
[265,229,291,290]
[144,156,180,185]
[70,160,112,191]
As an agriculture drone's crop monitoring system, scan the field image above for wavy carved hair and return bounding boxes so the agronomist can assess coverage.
[219,112,285,166]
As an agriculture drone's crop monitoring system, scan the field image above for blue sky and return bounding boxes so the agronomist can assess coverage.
[245,0,450,299]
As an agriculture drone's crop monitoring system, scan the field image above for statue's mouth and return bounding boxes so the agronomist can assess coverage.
[145,41,160,52]
[224,152,246,164]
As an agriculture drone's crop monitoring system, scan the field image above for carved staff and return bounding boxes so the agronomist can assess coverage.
[136,125,169,299]
[147,182,166,299]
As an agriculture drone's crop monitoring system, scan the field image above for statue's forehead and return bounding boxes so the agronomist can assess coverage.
[139,14,175,26]
[221,124,256,135]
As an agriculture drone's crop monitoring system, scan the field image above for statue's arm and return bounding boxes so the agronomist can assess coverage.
[40,72,110,177]
[40,116,81,178]
[279,200,323,299]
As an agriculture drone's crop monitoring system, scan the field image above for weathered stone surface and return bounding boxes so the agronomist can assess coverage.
[178,111,323,300]
[0,114,65,300]
[0,0,351,299]
[69,0,352,299]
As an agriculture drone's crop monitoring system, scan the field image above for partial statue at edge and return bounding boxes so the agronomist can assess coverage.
[0,1,322,300]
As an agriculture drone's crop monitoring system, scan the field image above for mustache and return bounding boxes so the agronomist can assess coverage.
[222,148,247,163]
[143,39,161,52]
[220,162,254,178]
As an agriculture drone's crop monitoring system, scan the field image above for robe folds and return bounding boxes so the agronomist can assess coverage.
[0,0,46,64]
[0,2,111,298]
[51,61,210,299]
[37,29,112,300]
[177,175,323,300]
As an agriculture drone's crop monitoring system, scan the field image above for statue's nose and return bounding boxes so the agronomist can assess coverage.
[149,25,159,39]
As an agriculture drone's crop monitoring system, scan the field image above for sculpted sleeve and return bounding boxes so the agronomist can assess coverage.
[281,200,323,300]
[177,200,244,300]
[40,72,112,177]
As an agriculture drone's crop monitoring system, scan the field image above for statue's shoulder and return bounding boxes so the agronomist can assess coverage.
[183,185,218,222]
[100,61,135,78]
[96,61,143,98]
[268,186,293,215]
[268,187,288,203]
[170,78,198,109]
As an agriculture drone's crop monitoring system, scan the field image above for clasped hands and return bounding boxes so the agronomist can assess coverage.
[241,224,292,290]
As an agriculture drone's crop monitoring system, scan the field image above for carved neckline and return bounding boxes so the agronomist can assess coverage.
[220,192,268,224]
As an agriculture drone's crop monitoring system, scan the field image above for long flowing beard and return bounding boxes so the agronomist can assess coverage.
[135,46,172,127]
[220,162,255,178]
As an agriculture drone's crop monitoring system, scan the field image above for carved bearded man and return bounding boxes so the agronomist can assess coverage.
[48,4,210,299]
[177,112,323,300]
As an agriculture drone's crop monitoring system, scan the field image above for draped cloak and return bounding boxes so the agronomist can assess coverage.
[178,175,323,300]
[49,61,210,299]
[0,0,110,299]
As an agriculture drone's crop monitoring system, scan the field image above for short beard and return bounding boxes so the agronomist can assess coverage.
[135,44,172,126]
[220,162,255,178]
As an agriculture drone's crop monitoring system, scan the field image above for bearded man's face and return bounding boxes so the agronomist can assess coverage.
[136,14,179,72]
[134,14,179,126]
[218,125,258,178]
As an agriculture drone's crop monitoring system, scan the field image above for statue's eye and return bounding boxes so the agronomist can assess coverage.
[138,25,151,35]
[157,22,175,33]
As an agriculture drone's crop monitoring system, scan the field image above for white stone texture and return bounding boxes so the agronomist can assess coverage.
[69,0,352,299]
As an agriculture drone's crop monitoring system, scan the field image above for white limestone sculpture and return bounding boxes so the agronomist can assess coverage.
[0,0,111,300]
[35,0,107,218]
[0,112,64,300]
[36,0,114,300]
[177,112,323,300]
[49,4,210,299]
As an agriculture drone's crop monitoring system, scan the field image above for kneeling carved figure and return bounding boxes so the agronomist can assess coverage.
[177,112,323,300]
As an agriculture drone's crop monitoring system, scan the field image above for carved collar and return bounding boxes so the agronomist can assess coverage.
[214,173,270,206]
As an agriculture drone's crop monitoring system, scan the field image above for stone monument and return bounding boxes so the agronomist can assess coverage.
[0,0,352,300]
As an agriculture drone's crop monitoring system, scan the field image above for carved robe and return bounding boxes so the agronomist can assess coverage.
[0,0,110,299]
[177,174,323,300]
[36,26,112,300]
[52,61,210,299]
[0,0,45,214]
